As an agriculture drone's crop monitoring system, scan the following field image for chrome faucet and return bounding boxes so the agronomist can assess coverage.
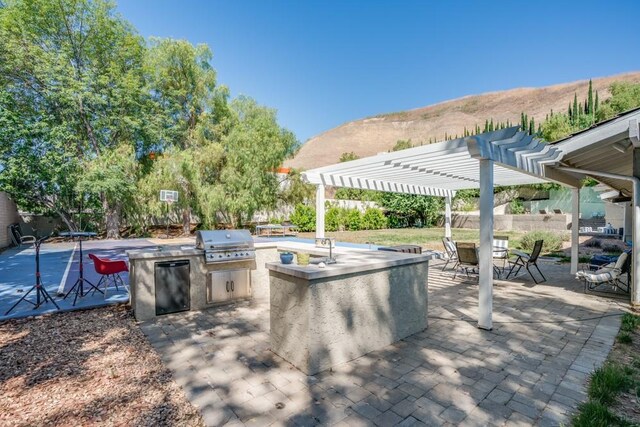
[318,237,336,264]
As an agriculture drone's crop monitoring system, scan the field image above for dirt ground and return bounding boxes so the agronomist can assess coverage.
[0,305,203,427]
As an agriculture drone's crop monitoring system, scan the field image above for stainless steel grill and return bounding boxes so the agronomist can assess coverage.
[195,230,255,264]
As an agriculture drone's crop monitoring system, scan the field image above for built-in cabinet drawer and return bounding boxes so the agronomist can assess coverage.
[207,269,251,304]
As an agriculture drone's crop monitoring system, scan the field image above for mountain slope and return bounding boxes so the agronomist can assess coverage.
[286,71,640,170]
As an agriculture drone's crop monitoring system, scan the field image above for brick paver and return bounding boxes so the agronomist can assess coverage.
[139,261,624,426]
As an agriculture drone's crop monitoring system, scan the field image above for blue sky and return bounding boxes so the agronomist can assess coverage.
[117,0,640,143]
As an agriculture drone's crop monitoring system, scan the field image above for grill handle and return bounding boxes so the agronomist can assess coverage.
[231,280,234,292]
[226,281,229,292]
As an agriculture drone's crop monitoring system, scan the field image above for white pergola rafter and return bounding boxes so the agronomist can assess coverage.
[302,127,570,330]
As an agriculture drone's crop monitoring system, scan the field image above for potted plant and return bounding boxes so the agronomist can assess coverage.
[280,251,294,264]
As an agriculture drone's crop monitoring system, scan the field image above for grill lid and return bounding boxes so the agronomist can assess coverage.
[196,229,254,251]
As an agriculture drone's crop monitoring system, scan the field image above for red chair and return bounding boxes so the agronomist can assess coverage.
[88,253,129,297]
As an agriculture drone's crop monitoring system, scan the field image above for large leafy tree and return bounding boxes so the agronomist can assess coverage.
[142,38,229,233]
[217,96,298,226]
[0,0,148,237]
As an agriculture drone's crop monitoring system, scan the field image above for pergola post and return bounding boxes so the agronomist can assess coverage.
[624,202,633,243]
[633,148,640,305]
[478,159,494,330]
[315,184,325,239]
[570,188,580,275]
[444,195,452,239]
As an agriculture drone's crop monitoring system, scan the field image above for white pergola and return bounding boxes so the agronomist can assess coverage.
[303,116,640,329]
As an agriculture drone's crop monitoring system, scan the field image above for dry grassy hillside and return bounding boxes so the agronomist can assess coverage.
[287,71,640,170]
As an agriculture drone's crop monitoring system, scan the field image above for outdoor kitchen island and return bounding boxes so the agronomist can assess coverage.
[266,249,438,375]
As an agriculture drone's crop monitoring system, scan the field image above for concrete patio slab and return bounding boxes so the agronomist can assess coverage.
[139,260,625,426]
[0,238,165,320]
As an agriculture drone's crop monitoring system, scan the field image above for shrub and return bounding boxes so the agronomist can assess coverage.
[361,207,387,230]
[588,362,633,405]
[621,313,640,333]
[520,230,563,252]
[572,401,622,427]
[585,239,602,248]
[345,209,362,231]
[325,206,343,232]
[289,204,315,232]
[617,332,632,344]
[509,199,525,214]
[602,244,622,255]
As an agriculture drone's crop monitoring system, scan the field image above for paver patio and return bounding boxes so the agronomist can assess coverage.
[139,260,625,426]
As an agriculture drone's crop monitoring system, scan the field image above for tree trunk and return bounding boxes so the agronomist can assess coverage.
[103,197,120,239]
[55,209,77,232]
[182,207,191,235]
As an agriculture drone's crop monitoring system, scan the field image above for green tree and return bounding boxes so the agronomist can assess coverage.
[0,0,149,237]
[143,37,229,233]
[540,114,572,142]
[339,152,359,162]
[596,82,640,122]
[392,139,413,151]
[278,168,315,207]
[587,79,594,115]
[573,93,578,124]
[217,96,298,226]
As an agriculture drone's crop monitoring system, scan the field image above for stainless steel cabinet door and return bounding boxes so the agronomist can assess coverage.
[228,269,251,299]
[208,270,231,303]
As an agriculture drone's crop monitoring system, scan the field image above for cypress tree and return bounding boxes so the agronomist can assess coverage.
[578,102,583,116]
[568,103,572,121]
[529,117,535,135]
[489,119,494,131]
[484,120,489,133]
[573,93,578,123]
[595,91,599,114]
[587,79,594,115]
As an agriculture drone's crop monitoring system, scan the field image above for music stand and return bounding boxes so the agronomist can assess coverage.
[60,231,103,305]
[5,236,60,315]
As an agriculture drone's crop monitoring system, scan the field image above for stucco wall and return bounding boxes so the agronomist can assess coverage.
[451,213,572,232]
[0,192,20,248]
[270,261,429,375]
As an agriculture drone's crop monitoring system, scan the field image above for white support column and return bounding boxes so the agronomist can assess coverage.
[624,202,633,243]
[478,159,494,330]
[315,184,325,239]
[570,188,580,275]
[444,195,452,239]
[633,181,640,305]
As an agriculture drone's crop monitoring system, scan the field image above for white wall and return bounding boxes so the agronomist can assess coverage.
[0,192,20,248]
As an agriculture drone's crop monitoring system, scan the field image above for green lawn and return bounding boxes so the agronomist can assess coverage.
[298,228,529,251]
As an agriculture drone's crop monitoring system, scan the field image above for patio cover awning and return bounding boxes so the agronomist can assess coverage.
[304,127,572,197]
[302,127,576,331]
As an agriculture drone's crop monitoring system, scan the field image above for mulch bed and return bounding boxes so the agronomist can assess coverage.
[0,306,203,427]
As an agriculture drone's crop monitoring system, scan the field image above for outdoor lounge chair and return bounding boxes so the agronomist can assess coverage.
[441,238,457,271]
[493,236,509,274]
[8,223,36,247]
[505,239,546,284]
[553,209,564,214]
[577,251,630,294]
[453,242,479,280]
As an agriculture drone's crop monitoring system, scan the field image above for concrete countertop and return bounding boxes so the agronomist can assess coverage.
[127,245,201,260]
[266,249,440,280]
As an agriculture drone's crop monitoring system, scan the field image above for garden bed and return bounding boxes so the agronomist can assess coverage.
[0,305,203,426]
